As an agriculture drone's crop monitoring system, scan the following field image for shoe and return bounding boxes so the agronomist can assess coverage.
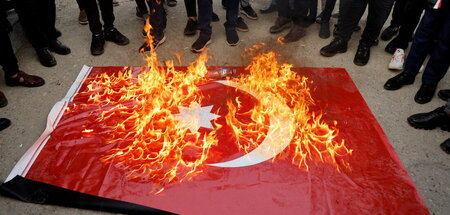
[49,40,71,55]
[381,25,399,41]
[354,42,371,66]
[320,38,347,57]
[184,19,197,36]
[0,118,11,131]
[407,106,450,131]
[388,48,405,71]
[383,72,415,90]
[236,17,249,32]
[37,49,56,67]
[270,16,292,33]
[282,25,306,43]
[55,29,62,38]
[226,28,239,46]
[112,0,120,6]
[167,0,177,7]
[260,4,276,14]
[5,70,45,87]
[385,38,400,54]
[415,83,437,104]
[440,139,450,154]
[191,35,211,53]
[212,12,220,22]
[319,21,330,39]
[105,28,129,45]
[241,5,258,20]
[139,34,166,52]
[0,91,7,108]
[438,89,450,101]
[90,33,105,55]
[79,10,88,25]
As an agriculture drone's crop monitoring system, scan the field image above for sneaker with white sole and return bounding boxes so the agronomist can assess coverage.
[388,48,405,71]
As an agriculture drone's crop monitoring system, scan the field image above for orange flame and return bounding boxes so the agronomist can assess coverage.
[72,22,352,193]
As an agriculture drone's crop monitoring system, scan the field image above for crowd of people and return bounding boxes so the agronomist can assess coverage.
[0,0,449,153]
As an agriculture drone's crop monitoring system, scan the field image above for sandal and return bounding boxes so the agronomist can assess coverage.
[5,71,45,87]
[167,0,177,7]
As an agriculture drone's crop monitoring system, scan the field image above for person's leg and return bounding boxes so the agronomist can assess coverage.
[41,0,58,41]
[390,0,407,27]
[76,0,85,10]
[0,30,20,77]
[184,0,197,17]
[360,0,395,46]
[136,0,149,15]
[192,0,212,52]
[224,0,239,45]
[98,0,115,31]
[81,0,103,34]
[321,0,337,22]
[14,0,50,51]
[335,0,367,42]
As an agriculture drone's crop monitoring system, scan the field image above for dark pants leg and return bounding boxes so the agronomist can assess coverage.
[360,0,395,45]
[82,0,115,34]
[41,0,58,41]
[135,0,149,14]
[15,0,53,50]
[224,0,239,31]
[321,0,337,22]
[292,0,317,27]
[404,4,449,79]
[277,0,291,18]
[197,0,212,37]
[421,6,450,84]
[184,0,197,17]
[392,0,427,49]
[389,0,407,27]
[148,0,167,36]
[336,0,367,42]
[0,31,19,77]
[76,0,85,11]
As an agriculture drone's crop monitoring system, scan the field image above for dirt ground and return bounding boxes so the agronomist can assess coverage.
[0,0,449,214]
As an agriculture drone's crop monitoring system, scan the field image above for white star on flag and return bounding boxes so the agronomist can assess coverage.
[174,103,221,132]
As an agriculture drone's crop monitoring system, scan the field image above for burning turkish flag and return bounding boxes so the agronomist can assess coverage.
[1,62,428,214]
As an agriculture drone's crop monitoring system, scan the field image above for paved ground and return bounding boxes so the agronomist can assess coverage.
[0,0,449,214]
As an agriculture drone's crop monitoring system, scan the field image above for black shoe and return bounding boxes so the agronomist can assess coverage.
[184,19,197,36]
[226,28,239,46]
[415,83,438,104]
[319,21,330,39]
[139,34,166,52]
[440,139,450,154]
[438,89,450,101]
[0,91,7,108]
[212,12,220,22]
[354,42,371,66]
[407,106,450,131]
[381,25,399,41]
[241,5,258,20]
[385,38,400,54]
[37,49,57,67]
[384,72,415,90]
[0,118,11,131]
[90,33,105,55]
[260,4,276,14]
[320,38,347,57]
[270,16,292,33]
[236,17,249,32]
[191,34,211,53]
[49,40,71,55]
[105,28,130,45]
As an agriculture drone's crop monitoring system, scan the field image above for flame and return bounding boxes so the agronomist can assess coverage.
[71,21,352,193]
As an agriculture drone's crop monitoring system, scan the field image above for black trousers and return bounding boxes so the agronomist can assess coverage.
[14,0,58,51]
[184,0,197,17]
[404,2,450,85]
[337,0,394,45]
[0,30,19,77]
[198,0,238,37]
[320,0,337,23]
[391,0,427,49]
[277,0,317,27]
[80,0,115,34]
[76,0,85,11]
[389,0,408,27]
[135,0,167,36]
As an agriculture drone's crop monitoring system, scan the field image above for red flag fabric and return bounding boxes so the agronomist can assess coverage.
[3,66,429,215]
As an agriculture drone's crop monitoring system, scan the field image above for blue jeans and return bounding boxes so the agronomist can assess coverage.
[404,2,450,85]
[197,0,238,37]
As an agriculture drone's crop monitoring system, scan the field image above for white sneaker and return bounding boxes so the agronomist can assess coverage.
[388,48,405,70]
